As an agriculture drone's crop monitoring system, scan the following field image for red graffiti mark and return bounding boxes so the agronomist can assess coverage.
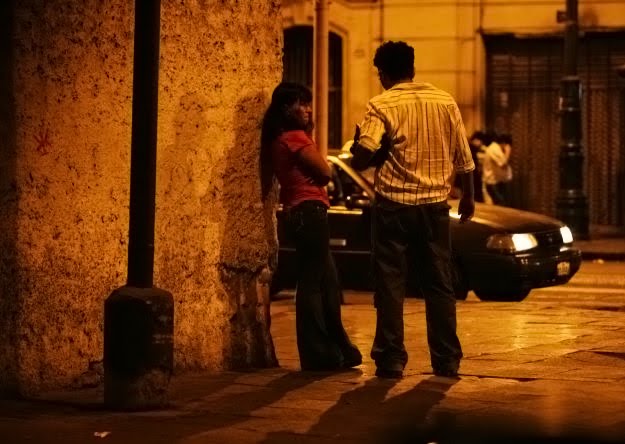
[34,126,52,155]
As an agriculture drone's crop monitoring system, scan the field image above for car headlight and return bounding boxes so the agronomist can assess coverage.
[486,233,538,253]
[560,226,573,244]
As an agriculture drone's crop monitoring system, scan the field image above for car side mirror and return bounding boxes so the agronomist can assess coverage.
[345,194,370,210]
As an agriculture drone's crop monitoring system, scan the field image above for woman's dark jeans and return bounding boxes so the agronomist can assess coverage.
[370,196,463,374]
[284,200,361,370]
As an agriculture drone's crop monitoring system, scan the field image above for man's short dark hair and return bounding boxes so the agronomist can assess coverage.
[469,131,486,143]
[373,41,415,81]
[483,131,497,146]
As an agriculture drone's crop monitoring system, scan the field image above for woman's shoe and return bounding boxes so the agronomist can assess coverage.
[342,349,362,368]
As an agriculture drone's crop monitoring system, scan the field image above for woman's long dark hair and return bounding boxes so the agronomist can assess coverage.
[260,82,313,198]
[261,82,313,150]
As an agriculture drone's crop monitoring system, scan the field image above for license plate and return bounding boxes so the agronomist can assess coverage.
[557,261,570,276]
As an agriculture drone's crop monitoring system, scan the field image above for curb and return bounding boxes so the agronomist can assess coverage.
[580,251,625,262]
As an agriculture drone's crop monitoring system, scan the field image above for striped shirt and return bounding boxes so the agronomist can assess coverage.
[358,82,475,205]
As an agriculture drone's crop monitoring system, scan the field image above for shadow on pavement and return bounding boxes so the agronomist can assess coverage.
[0,370,337,444]
[0,371,245,417]
[261,376,458,443]
[156,370,351,444]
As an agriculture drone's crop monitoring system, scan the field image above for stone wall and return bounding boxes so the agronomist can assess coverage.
[156,1,281,371]
[0,0,281,395]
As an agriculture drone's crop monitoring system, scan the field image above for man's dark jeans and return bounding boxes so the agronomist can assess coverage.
[370,196,463,373]
[285,200,361,370]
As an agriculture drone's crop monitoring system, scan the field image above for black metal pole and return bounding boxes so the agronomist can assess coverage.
[127,0,161,287]
[104,0,173,410]
[556,0,589,239]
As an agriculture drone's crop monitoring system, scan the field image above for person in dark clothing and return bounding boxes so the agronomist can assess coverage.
[496,133,514,205]
[262,82,362,371]
[468,131,486,203]
[452,130,485,201]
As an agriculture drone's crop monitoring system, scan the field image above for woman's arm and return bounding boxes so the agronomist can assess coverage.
[298,144,331,185]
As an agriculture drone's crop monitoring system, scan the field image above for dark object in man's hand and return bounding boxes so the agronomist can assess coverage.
[350,132,392,170]
[369,133,391,167]
[353,124,361,143]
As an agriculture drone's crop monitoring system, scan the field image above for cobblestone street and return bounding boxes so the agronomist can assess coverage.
[2,263,625,443]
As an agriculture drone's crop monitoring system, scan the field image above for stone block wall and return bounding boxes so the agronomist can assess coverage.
[156,0,282,372]
[0,0,281,395]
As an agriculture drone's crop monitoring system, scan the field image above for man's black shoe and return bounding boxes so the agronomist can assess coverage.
[433,368,459,378]
[375,368,403,379]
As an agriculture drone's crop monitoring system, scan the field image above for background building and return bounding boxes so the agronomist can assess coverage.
[282,0,625,234]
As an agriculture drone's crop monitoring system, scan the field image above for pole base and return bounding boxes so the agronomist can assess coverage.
[104,286,173,410]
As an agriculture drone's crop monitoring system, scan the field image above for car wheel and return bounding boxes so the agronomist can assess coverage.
[474,288,530,302]
[451,258,469,300]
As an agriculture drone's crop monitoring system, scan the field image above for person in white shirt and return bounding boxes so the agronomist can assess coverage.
[482,133,513,206]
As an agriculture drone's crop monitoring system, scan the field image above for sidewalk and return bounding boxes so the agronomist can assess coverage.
[2,292,625,444]
[576,236,625,261]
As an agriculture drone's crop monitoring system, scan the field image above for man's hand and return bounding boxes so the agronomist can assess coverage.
[456,171,475,223]
[458,195,475,224]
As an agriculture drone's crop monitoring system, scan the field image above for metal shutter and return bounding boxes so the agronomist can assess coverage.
[485,33,625,233]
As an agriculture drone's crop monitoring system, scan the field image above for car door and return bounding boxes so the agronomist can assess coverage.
[326,157,373,290]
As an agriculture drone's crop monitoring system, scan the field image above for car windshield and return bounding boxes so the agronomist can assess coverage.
[359,167,376,187]
[338,154,375,185]
[327,161,372,206]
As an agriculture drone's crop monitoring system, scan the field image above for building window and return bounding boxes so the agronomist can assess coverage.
[283,26,343,149]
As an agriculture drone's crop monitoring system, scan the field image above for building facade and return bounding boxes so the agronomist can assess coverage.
[282,0,625,233]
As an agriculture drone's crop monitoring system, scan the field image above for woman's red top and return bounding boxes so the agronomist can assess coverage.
[272,130,330,209]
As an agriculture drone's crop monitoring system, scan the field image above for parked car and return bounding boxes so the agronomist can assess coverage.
[272,150,582,302]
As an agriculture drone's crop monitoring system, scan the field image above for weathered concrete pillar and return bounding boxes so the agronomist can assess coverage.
[0,0,135,396]
[155,0,282,373]
[0,0,281,396]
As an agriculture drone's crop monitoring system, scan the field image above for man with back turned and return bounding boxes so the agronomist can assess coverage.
[351,41,475,379]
